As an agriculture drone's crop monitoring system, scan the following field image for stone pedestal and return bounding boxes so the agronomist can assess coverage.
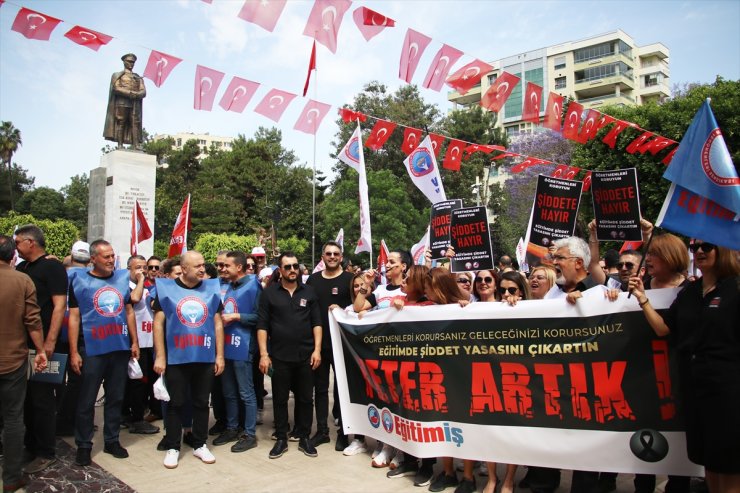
[87,150,156,266]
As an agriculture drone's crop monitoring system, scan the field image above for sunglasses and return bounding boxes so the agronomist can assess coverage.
[616,262,635,270]
[456,278,471,284]
[498,286,519,296]
[689,242,716,253]
[282,263,301,271]
[147,265,160,270]
[324,251,341,257]
[475,276,494,284]
[246,263,255,270]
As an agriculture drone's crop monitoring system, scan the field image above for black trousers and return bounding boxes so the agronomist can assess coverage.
[272,358,313,440]
[24,379,57,458]
[164,363,213,451]
[312,349,333,434]
[124,348,155,421]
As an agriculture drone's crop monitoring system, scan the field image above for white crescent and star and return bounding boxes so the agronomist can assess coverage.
[462,66,480,81]
[269,95,284,108]
[200,77,213,97]
[321,6,337,31]
[26,13,47,29]
[408,42,419,61]
[568,111,578,128]
[371,13,387,27]
[306,108,321,123]
[450,146,460,160]
[495,82,510,99]
[435,55,450,76]
[78,30,97,42]
[232,85,247,100]
[376,128,388,139]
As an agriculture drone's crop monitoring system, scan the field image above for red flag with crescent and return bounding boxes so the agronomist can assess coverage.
[401,127,423,155]
[353,6,394,41]
[511,157,550,174]
[365,120,396,151]
[522,82,543,123]
[253,88,297,122]
[64,26,113,51]
[168,195,191,258]
[130,200,152,256]
[581,170,593,193]
[423,44,464,92]
[303,0,352,54]
[294,100,332,135]
[11,7,61,41]
[339,108,367,123]
[399,29,432,84]
[219,77,260,113]
[443,139,465,171]
[142,50,182,88]
[481,71,520,113]
[561,102,584,141]
[194,65,225,111]
[543,92,564,131]
[445,59,493,96]
[238,0,287,32]
[577,109,601,143]
[428,133,446,158]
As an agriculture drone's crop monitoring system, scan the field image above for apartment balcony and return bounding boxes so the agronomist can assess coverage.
[639,43,669,60]
[448,83,483,106]
[574,73,635,98]
[640,80,671,97]
[578,93,636,108]
[573,51,635,72]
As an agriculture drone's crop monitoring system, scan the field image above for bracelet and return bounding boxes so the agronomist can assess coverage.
[260,354,269,359]
[638,298,650,307]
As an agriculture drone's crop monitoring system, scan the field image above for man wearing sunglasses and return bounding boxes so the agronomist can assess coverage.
[615,250,644,289]
[145,256,161,288]
[257,252,322,460]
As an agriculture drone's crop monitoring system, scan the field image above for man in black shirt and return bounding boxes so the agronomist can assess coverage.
[257,252,322,459]
[306,241,354,451]
[15,224,68,474]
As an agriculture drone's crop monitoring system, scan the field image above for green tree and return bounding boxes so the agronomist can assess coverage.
[0,212,79,258]
[0,121,22,211]
[60,173,89,237]
[17,187,66,220]
[0,163,34,214]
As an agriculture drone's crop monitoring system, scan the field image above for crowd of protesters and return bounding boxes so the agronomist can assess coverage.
[1,221,738,493]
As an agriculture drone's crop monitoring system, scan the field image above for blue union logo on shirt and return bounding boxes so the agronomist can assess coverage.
[176,296,209,328]
[223,297,238,314]
[93,287,124,317]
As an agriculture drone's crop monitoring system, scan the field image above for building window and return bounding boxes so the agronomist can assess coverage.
[488,74,497,85]
[574,42,613,63]
[199,139,206,145]
[644,73,661,87]
[176,138,182,147]
[555,76,567,89]
[554,56,566,70]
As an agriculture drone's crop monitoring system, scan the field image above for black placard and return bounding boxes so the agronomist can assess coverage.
[429,199,463,260]
[591,168,642,242]
[450,206,494,272]
[528,175,583,250]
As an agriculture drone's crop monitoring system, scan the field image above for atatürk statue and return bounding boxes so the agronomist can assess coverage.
[103,53,146,149]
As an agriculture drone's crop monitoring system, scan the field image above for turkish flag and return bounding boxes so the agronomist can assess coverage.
[377,239,390,285]
[253,88,297,122]
[561,102,584,141]
[338,108,367,123]
[581,171,593,193]
[11,8,61,41]
[64,26,113,51]
[481,71,520,113]
[294,100,332,135]
[428,133,446,157]
[399,28,432,83]
[130,200,153,256]
[577,109,601,143]
[564,166,581,180]
[168,195,191,258]
[219,77,260,113]
[422,44,463,92]
[446,59,493,96]
[442,139,465,171]
[601,120,633,149]
[303,0,352,54]
[303,41,317,97]
[464,144,503,160]
[625,131,655,154]
[353,6,394,41]
[639,136,677,156]
[522,82,543,123]
[194,65,225,111]
[543,92,564,131]
[511,157,550,174]
[402,127,423,155]
[238,0,287,32]
[365,120,396,150]
[597,113,616,131]
[142,50,182,88]
[550,164,568,178]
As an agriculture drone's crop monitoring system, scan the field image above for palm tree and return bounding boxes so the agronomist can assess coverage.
[0,121,22,211]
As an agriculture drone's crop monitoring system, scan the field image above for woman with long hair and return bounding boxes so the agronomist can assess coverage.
[630,241,740,493]
[392,265,432,309]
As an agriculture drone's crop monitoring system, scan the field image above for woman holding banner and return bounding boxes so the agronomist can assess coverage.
[528,265,557,300]
[472,270,499,303]
[630,240,740,493]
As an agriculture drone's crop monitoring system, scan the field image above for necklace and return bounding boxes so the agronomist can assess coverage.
[702,281,717,297]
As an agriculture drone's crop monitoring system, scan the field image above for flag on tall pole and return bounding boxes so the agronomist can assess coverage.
[404,135,447,204]
[377,239,390,285]
[410,228,430,265]
[130,200,152,256]
[168,195,191,258]
[656,100,740,249]
[303,41,316,97]
[338,122,373,256]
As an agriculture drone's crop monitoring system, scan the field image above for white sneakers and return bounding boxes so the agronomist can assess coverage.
[193,445,216,464]
[371,440,384,459]
[164,449,179,469]
[371,443,394,468]
[343,438,367,456]
[389,451,404,470]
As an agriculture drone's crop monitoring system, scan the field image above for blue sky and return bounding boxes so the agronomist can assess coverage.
[1,0,738,191]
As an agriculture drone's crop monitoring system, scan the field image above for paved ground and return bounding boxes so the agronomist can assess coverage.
[4,380,689,493]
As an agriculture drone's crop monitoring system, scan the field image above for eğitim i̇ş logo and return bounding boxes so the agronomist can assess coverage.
[344,137,360,164]
[409,148,434,177]
[93,287,123,317]
[381,408,394,433]
[367,405,381,428]
[701,129,740,186]
[176,296,209,328]
[223,297,238,315]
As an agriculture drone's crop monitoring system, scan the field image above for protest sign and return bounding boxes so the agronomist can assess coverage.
[449,206,494,272]
[329,290,701,475]
[592,168,642,241]
[429,199,463,260]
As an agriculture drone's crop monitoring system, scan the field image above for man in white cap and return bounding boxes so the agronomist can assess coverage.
[71,241,91,265]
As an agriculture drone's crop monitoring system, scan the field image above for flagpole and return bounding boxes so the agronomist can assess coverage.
[184,193,191,253]
[311,34,318,268]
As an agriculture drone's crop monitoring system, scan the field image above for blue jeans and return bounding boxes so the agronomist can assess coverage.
[1,361,28,485]
[221,359,257,436]
[75,349,129,449]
